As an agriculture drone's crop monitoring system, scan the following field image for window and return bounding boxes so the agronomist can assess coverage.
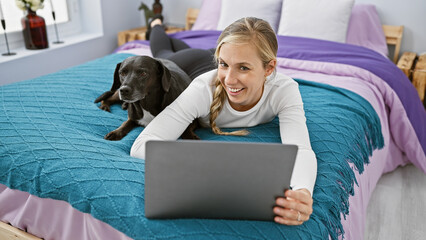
[1,0,69,33]
[0,0,83,51]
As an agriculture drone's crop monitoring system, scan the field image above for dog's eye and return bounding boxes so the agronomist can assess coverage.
[140,71,147,76]
[120,70,128,76]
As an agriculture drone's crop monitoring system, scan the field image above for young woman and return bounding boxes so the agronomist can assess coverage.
[131,17,317,226]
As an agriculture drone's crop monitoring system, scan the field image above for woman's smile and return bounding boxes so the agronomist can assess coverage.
[228,87,244,94]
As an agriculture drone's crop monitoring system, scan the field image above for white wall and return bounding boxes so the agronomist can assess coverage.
[355,0,426,55]
[158,0,202,27]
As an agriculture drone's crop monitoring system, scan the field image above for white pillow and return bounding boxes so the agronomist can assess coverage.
[216,0,283,32]
[277,0,355,43]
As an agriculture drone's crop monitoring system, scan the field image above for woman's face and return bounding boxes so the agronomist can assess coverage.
[217,42,275,111]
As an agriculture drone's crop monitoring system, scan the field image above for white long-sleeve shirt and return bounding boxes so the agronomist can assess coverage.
[131,69,317,195]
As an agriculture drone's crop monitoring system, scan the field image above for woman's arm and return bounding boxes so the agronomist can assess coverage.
[273,78,317,225]
[130,73,213,159]
[275,80,317,195]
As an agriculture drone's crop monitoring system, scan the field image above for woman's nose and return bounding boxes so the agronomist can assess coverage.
[224,69,237,85]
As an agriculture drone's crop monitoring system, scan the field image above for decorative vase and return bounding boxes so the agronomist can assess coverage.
[21,9,49,50]
[152,0,163,14]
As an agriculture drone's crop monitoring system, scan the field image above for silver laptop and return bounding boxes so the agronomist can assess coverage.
[144,140,298,221]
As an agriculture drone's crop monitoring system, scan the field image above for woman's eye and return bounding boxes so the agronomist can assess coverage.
[240,66,250,71]
[219,62,228,67]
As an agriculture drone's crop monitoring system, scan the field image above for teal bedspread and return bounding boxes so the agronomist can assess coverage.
[0,53,383,240]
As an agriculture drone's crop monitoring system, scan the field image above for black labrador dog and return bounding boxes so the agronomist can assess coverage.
[95,55,199,140]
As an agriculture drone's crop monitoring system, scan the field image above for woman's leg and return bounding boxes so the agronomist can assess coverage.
[170,38,191,52]
[149,25,190,57]
[166,48,216,79]
[149,25,177,58]
[149,24,216,79]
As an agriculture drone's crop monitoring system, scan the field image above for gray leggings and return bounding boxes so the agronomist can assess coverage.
[149,25,216,80]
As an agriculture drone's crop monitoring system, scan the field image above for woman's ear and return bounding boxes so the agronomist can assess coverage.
[265,59,277,77]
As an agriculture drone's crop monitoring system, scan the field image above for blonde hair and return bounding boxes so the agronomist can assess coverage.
[209,17,278,136]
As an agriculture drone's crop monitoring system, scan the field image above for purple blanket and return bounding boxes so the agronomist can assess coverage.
[276,35,425,150]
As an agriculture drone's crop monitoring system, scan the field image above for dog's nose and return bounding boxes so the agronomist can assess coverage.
[119,86,131,96]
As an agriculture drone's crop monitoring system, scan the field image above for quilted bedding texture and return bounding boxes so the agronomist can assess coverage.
[0,53,383,240]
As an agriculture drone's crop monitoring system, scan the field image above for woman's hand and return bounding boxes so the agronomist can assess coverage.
[273,188,313,225]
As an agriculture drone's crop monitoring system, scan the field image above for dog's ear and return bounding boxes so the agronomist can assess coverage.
[158,61,172,92]
[95,63,121,103]
[94,62,123,103]
[111,62,122,92]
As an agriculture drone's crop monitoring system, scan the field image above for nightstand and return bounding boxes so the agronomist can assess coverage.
[413,54,426,103]
[117,25,185,46]
[397,52,416,79]
[397,52,426,103]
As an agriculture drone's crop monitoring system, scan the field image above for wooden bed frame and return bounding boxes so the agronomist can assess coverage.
[0,221,42,240]
[0,8,409,240]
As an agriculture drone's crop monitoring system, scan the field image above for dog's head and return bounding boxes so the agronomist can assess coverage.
[112,56,172,103]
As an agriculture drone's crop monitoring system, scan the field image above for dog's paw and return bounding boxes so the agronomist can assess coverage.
[104,130,125,141]
[94,90,114,103]
[99,104,111,112]
[181,131,200,140]
[121,102,129,110]
[191,134,201,140]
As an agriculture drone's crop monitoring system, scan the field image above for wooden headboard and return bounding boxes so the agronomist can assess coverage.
[185,8,199,30]
[382,25,404,63]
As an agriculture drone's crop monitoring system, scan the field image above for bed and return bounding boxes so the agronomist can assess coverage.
[1,0,425,239]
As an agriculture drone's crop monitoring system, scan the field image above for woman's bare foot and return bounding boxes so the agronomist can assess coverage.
[151,18,162,28]
[146,15,164,40]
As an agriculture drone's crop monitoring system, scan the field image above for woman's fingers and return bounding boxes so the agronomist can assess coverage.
[274,216,301,225]
[275,197,312,216]
[273,189,313,225]
[285,189,313,206]
[273,208,305,225]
